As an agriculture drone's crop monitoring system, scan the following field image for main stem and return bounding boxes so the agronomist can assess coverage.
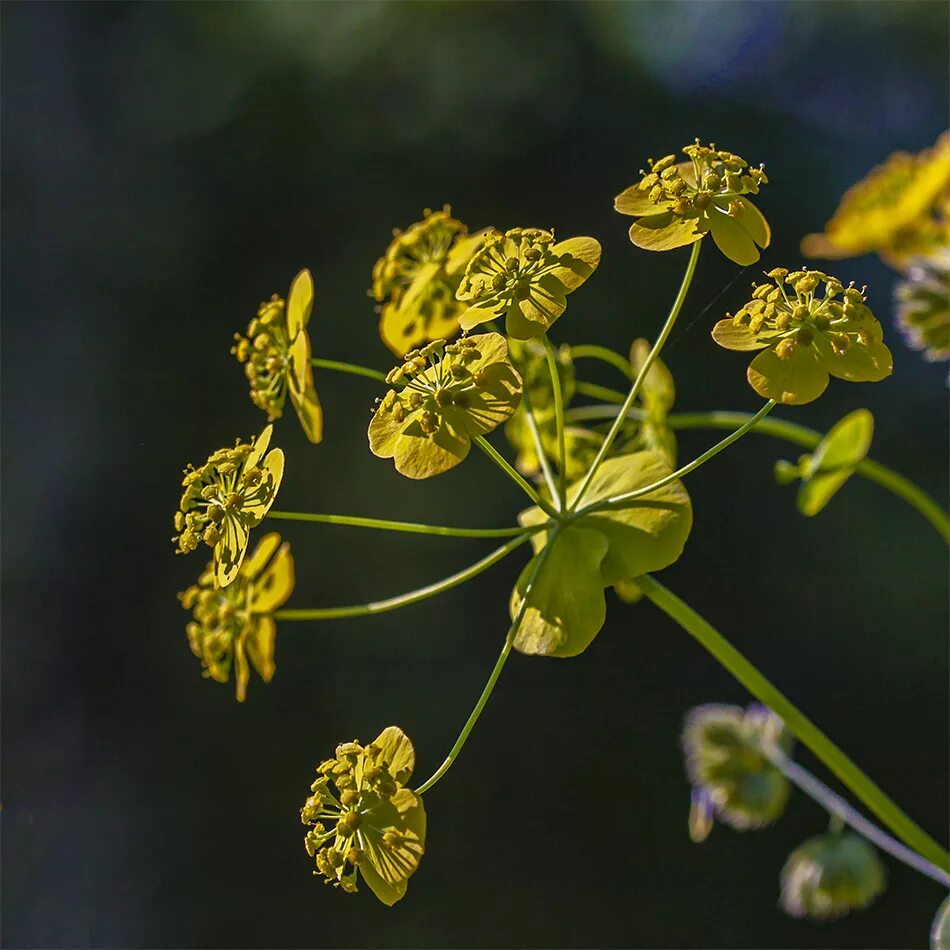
[570,239,702,509]
[414,534,556,795]
[635,572,950,872]
[543,337,568,508]
[272,534,530,621]
[769,751,950,886]
[310,358,386,383]
[267,510,525,539]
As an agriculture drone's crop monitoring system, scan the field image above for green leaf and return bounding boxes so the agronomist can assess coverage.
[797,409,873,516]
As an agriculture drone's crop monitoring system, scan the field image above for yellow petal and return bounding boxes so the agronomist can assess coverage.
[214,516,250,588]
[246,424,274,470]
[708,208,760,265]
[457,305,500,333]
[548,236,602,292]
[241,531,283,580]
[244,616,277,687]
[252,541,295,613]
[372,726,415,785]
[368,400,405,459]
[287,269,314,339]
[813,334,893,383]
[614,184,668,217]
[736,197,771,248]
[288,330,323,443]
[233,630,251,702]
[747,345,829,405]
[711,319,771,352]
[242,447,284,523]
[392,418,470,479]
[628,213,703,252]
[445,230,489,276]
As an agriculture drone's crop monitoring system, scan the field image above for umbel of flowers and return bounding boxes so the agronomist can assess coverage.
[168,135,950,921]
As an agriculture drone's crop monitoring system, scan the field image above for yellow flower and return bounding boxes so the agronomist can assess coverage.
[371,207,487,356]
[173,425,284,587]
[455,228,602,339]
[300,727,426,906]
[232,270,323,443]
[711,269,892,405]
[179,532,294,701]
[368,334,522,479]
[614,141,770,265]
[801,131,950,267]
[895,249,950,363]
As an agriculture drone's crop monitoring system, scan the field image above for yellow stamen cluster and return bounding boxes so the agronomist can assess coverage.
[636,141,768,217]
[232,295,293,420]
[730,268,872,360]
[457,227,558,306]
[173,440,276,554]
[377,338,484,434]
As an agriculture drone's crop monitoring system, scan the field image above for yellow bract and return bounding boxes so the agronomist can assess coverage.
[371,207,488,356]
[802,131,950,267]
[456,228,601,338]
[233,270,323,444]
[179,532,294,701]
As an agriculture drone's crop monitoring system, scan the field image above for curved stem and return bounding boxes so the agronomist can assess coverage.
[567,405,950,541]
[570,344,632,381]
[543,337,567,508]
[414,533,556,795]
[767,751,950,886]
[272,534,530,621]
[267,510,525,539]
[311,358,386,383]
[474,435,559,519]
[635,572,950,872]
[574,381,628,404]
[575,401,776,517]
[571,240,702,510]
[521,387,559,504]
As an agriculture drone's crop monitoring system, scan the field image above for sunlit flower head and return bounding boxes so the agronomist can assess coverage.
[300,727,426,906]
[371,207,487,356]
[179,532,293,701]
[712,269,892,404]
[232,270,323,443]
[456,228,601,339]
[775,409,873,516]
[682,703,791,838]
[173,425,284,588]
[615,141,770,265]
[802,131,950,266]
[369,333,522,479]
[895,248,950,363]
[780,833,886,921]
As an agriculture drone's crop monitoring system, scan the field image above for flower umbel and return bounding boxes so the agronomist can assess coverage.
[368,333,523,479]
[895,249,950,363]
[801,131,950,267]
[232,270,323,443]
[615,141,770,265]
[173,425,284,587]
[712,269,893,404]
[179,532,293,701]
[682,703,791,834]
[371,207,487,356]
[455,227,601,339]
[300,727,426,906]
[780,832,886,920]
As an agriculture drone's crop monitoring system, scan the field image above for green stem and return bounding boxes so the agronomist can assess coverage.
[543,337,568,508]
[474,435,559,518]
[267,510,525,539]
[574,381,628,404]
[570,344,632,380]
[311,358,386,383]
[521,387,560,504]
[272,534,530,621]
[567,405,950,541]
[575,401,776,516]
[635,573,950,872]
[415,532,556,795]
[570,240,702,510]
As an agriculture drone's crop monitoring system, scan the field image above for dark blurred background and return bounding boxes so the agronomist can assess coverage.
[2,2,947,947]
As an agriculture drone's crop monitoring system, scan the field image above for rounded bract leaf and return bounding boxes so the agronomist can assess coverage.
[747,345,829,405]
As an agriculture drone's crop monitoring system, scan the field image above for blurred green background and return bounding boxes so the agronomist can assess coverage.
[2,1,947,947]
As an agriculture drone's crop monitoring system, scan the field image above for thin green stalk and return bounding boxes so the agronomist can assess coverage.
[415,533,556,795]
[267,510,526,539]
[635,573,950,872]
[311,358,386,383]
[543,336,567,508]
[474,435,559,518]
[575,401,776,517]
[574,381,628,404]
[272,534,530,621]
[570,344,632,380]
[571,240,702,510]
[521,386,560,504]
[566,405,950,541]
